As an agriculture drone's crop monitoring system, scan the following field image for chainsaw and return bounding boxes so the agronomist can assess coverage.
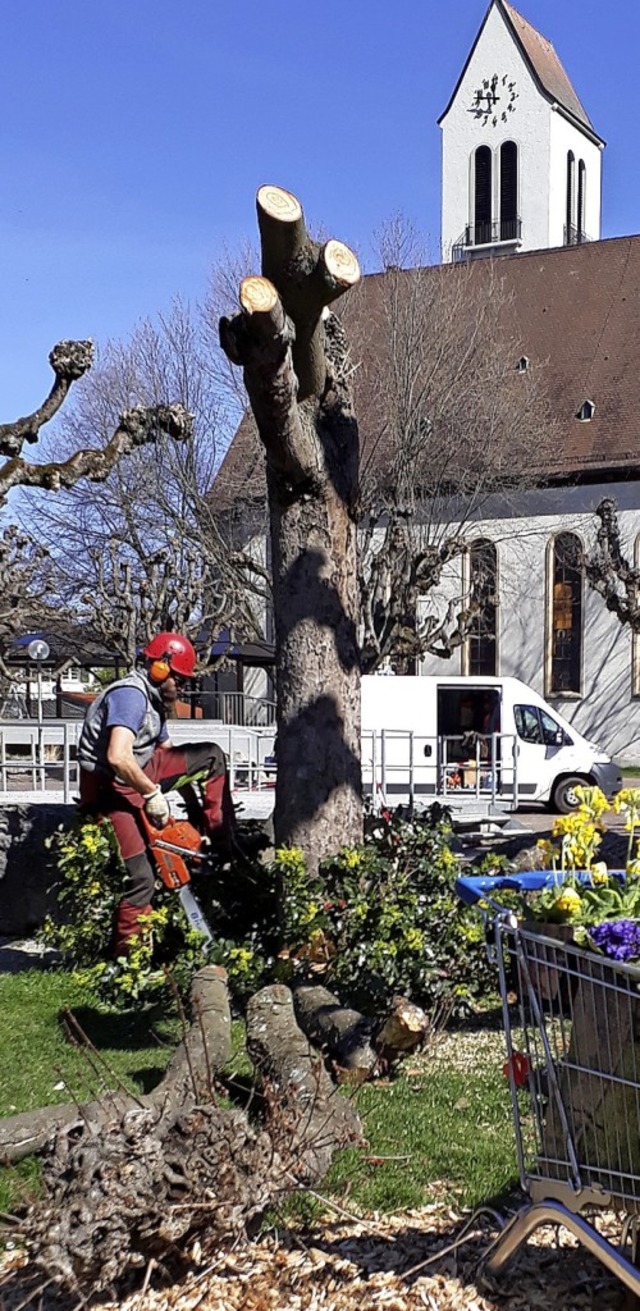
[139,810,215,946]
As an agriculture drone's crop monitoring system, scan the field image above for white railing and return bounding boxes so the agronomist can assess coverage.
[362,730,520,812]
[0,721,520,813]
[0,720,277,805]
[0,721,83,803]
[197,693,277,726]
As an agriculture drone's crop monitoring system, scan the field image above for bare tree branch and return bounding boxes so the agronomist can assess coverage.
[0,340,93,457]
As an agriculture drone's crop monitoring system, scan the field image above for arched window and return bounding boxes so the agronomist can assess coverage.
[577,160,586,242]
[565,151,575,244]
[500,141,518,240]
[474,146,492,245]
[550,532,583,694]
[467,539,498,676]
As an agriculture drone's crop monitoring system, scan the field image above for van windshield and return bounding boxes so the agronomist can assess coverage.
[514,704,570,746]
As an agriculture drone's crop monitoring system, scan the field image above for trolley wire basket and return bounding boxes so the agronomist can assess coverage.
[456,870,640,1298]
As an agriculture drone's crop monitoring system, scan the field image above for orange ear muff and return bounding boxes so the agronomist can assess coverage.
[149,659,171,682]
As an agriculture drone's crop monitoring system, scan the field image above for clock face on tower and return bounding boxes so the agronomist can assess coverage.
[469,74,519,127]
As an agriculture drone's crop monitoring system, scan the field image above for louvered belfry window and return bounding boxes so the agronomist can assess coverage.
[577,160,586,241]
[551,532,583,694]
[565,151,575,244]
[474,146,492,245]
[500,141,518,240]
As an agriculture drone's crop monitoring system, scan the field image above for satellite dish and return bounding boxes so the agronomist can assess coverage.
[27,639,50,662]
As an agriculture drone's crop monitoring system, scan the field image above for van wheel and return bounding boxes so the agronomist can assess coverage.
[552,776,587,814]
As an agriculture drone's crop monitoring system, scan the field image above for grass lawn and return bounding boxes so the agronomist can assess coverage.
[0,970,519,1219]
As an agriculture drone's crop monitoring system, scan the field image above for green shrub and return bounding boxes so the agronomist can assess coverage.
[275,806,494,1014]
[42,807,493,1016]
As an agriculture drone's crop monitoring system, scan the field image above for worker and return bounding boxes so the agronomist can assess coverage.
[77,631,234,957]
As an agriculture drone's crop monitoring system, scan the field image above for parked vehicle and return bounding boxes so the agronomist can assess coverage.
[361,675,622,814]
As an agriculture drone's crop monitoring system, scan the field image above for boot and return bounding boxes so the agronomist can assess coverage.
[113,899,153,958]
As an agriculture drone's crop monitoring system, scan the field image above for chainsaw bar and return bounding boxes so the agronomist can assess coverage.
[178,886,214,945]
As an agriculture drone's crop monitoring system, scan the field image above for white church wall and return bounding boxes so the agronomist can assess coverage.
[548,110,602,247]
[441,3,551,259]
[418,482,640,765]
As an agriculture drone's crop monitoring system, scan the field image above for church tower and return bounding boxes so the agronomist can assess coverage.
[439,0,604,262]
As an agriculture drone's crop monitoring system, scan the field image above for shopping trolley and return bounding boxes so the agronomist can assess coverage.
[456,869,640,1299]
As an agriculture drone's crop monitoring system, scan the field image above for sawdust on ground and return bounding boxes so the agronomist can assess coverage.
[1,1201,632,1311]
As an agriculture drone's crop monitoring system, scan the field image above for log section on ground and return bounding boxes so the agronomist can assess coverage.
[293,983,429,1084]
[0,969,362,1300]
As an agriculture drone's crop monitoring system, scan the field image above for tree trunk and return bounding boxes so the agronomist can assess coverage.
[219,186,363,872]
[2,970,363,1300]
[293,984,430,1084]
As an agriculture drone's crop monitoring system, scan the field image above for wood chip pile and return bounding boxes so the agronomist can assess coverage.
[1,1203,628,1310]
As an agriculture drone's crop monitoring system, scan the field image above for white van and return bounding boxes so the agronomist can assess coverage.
[361,675,621,814]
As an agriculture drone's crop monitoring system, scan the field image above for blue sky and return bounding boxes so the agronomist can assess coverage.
[2,0,637,420]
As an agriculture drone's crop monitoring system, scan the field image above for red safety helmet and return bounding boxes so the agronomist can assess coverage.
[143,632,197,679]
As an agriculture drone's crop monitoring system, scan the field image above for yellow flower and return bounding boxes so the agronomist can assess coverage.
[341,848,362,869]
[590,861,609,885]
[554,887,582,915]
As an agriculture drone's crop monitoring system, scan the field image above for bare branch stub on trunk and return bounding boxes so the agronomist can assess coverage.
[583,497,640,631]
[219,186,363,870]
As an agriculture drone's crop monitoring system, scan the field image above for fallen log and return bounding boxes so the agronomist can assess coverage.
[3,973,363,1300]
[292,984,429,1083]
[247,984,363,1183]
[0,965,233,1165]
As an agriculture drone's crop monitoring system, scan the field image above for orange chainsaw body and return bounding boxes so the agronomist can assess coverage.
[139,813,205,890]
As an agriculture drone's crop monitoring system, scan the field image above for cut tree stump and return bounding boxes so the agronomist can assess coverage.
[1,969,363,1300]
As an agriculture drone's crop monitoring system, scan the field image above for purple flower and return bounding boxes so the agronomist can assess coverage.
[590,919,640,962]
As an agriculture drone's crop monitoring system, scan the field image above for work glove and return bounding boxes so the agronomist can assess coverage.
[144,786,171,828]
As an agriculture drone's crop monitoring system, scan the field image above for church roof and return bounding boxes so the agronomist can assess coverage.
[501,1,593,133]
[438,0,603,144]
[212,234,640,507]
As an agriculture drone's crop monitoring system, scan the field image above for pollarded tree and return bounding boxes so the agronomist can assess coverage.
[215,217,557,679]
[1,341,191,504]
[219,187,362,870]
[0,340,192,666]
[21,308,267,666]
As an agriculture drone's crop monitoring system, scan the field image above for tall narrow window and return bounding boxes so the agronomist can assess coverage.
[500,141,518,240]
[577,160,586,241]
[474,146,492,245]
[467,539,498,676]
[550,532,583,694]
[565,151,575,244]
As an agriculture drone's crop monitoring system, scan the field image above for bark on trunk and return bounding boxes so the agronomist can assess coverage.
[219,187,363,872]
[0,966,233,1164]
[2,972,363,1299]
[246,984,362,1183]
[293,984,429,1084]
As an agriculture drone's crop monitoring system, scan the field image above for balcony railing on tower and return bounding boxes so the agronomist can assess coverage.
[452,216,522,262]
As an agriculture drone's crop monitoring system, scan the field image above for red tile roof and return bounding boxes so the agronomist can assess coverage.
[501,1,595,133]
[212,234,640,504]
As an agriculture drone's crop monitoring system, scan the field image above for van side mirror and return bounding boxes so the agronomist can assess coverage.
[423,744,432,758]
